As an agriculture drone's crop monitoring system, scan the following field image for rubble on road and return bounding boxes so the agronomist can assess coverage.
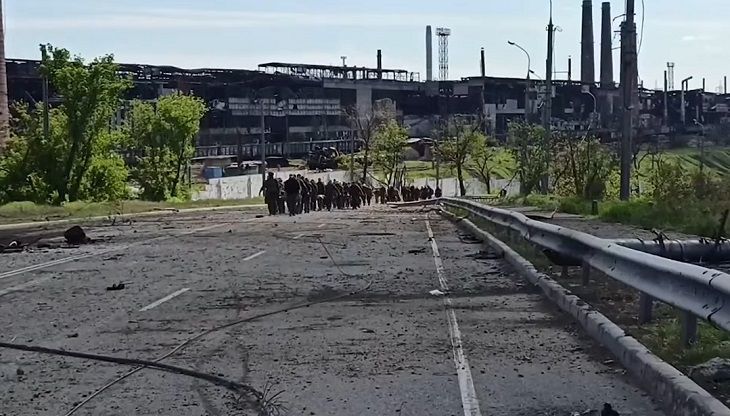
[689,358,730,383]
[64,226,91,245]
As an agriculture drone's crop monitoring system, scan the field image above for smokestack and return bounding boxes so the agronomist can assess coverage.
[568,56,572,81]
[0,0,8,150]
[600,2,613,88]
[725,76,727,94]
[377,49,382,79]
[426,26,433,81]
[480,48,486,77]
[581,0,596,84]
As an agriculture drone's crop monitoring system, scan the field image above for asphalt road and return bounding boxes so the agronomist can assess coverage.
[0,206,666,416]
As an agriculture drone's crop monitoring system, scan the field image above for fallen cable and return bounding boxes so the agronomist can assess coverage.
[54,233,372,416]
[0,341,259,397]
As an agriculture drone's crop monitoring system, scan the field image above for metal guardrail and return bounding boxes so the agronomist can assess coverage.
[413,197,730,345]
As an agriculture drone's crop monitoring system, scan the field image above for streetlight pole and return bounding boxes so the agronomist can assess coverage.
[260,99,266,182]
[681,76,693,126]
[508,41,531,122]
[694,119,705,173]
[542,0,555,194]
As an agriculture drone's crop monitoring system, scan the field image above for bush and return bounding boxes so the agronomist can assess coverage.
[79,155,129,202]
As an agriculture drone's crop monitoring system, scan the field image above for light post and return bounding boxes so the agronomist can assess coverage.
[508,40,532,121]
[581,85,598,133]
[681,76,693,125]
[694,119,705,173]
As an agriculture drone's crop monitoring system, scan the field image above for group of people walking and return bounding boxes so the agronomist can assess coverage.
[260,172,442,216]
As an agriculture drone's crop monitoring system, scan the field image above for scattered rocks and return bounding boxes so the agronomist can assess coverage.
[688,357,730,383]
[106,283,126,291]
[64,226,91,245]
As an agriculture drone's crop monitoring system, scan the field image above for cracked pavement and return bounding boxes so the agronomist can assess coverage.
[0,206,665,415]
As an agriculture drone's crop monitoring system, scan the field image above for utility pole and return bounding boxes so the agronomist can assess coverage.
[619,0,638,201]
[541,0,555,193]
[0,0,9,150]
[40,45,50,145]
[260,99,266,181]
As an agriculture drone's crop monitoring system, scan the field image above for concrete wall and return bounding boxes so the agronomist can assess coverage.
[409,177,520,197]
[193,170,350,200]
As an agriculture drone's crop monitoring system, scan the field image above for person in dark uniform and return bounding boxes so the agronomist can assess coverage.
[378,186,387,204]
[259,172,280,215]
[297,174,309,214]
[316,178,326,211]
[435,186,443,198]
[277,178,286,214]
[362,183,373,206]
[309,179,318,212]
[350,182,364,209]
[284,174,301,216]
[324,180,337,211]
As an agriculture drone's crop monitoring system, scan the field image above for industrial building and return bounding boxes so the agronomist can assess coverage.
[6,1,730,160]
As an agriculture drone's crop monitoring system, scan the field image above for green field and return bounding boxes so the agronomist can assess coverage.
[0,198,264,225]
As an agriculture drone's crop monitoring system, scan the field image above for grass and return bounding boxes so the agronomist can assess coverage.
[0,198,264,225]
[640,318,730,367]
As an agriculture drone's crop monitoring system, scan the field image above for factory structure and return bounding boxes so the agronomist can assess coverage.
[6,1,730,160]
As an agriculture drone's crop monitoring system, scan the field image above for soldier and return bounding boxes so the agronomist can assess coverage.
[316,178,326,211]
[277,178,286,214]
[435,186,443,198]
[378,186,387,204]
[284,174,301,216]
[362,183,373,206]
[402,187,410,202]
[335,181,345,209]
[420,186,428,200]
[426,185,434,199]
[259,172,280,215]
[324,180,338,211]
[350,182,364,209]
[309,179,318,212]
[298,174,310,214]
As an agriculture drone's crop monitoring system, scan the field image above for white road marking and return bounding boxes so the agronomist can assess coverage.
[243,250,266,261]
[425,220,483,416]
[292,233,306,240]
[318,223,326,228]
[0,218,259,297]
[139,288,191,312]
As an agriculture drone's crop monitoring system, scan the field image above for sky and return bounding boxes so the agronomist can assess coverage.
[5,0,730,92]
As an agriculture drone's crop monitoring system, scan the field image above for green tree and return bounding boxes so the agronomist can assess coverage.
[128,93,206,201]
[345,99,395,181]
[552,135,616,199]
[40,45,131,202]
[436,120,483,196]
[508,122,550,196]
[372,120,408,186]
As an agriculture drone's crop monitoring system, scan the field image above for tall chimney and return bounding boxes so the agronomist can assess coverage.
[725,76,727,94]
[480,48,486,77]
[0,0,9,150]
[426,26,433,81]
[568,57,572,81]
[600,2,613,88]
[581,0,596,84]
[377,49,382,79]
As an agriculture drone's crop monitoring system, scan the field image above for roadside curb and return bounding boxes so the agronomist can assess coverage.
[439,210,730,416]
[0,204,266,232]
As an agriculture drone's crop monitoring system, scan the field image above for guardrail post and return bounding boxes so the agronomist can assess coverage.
[681,311,698,347]
[581,262,591,286]
[638,292,653,324]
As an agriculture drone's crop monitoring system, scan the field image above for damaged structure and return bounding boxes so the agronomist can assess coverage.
[7,22,730,159]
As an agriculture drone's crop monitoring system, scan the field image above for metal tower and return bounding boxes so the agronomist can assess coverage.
[436,27,451,80]
[667,62,675,90]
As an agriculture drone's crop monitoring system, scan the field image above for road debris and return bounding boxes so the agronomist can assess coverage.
[429,289,446,297]
[689,358,730,383]
[64,226,91,245]
[408,248,426,254]
[602,403,620,415]
[106,283,126,291]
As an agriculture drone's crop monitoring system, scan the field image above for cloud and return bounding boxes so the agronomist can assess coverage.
[680,34,715,42]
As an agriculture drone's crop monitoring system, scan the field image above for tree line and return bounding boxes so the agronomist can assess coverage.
[0,46,206,205]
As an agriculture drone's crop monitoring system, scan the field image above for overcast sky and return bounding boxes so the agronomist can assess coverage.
[6,0,730,91]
